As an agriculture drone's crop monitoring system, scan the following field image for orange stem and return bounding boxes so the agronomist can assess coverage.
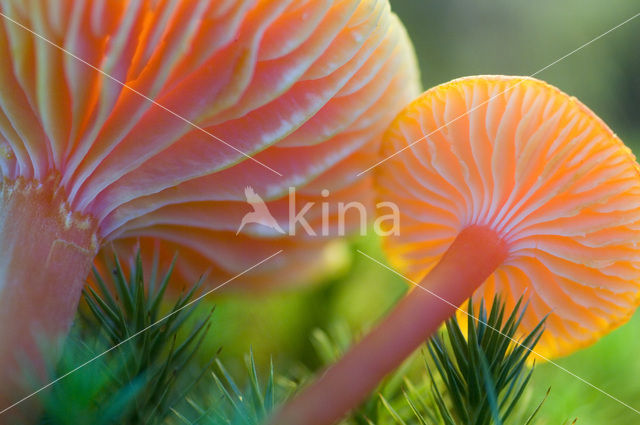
[271,225,508,425]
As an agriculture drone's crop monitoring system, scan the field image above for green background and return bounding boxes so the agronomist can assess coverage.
[203,2,640,424]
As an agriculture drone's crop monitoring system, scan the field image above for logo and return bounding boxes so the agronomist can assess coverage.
[236,186,285,235]
[236,187,400,236]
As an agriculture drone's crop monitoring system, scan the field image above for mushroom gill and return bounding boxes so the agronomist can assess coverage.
[380,76,640,359]
[273,76,640,425]
[0,0,419,413]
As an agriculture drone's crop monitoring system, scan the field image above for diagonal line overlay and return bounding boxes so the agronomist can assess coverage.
[357,249,640,417]
[357,11,640,176]
[0,11,283,177]
[0,250,283,416]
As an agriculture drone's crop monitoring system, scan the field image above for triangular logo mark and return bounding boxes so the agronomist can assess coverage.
[236,186,285,235]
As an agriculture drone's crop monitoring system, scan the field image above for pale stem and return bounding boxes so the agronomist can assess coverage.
[0,177,98,421]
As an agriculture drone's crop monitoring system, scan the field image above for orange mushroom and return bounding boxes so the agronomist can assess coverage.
[0,0,419,412]
[273,76,640,425]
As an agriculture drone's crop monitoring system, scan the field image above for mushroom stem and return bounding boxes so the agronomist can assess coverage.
[0,176,98,419]
[271,225,508,425]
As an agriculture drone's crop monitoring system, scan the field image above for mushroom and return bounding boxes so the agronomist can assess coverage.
[0,0,419,413]
[272,76,640,425]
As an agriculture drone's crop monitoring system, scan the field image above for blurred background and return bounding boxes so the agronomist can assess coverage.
[200,1,640,424]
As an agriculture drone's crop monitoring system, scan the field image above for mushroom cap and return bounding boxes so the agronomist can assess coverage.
[376,76,640,358]
[0,0,419,289]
